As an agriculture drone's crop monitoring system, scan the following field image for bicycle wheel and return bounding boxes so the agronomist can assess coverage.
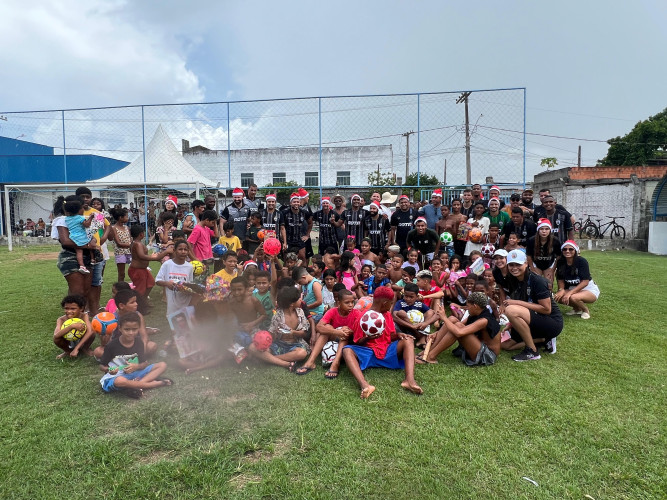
[573,221,582,232]
[580,222,599,239]
[610,225,625,240]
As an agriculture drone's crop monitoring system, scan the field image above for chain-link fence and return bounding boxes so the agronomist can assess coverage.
[1,89,526,240]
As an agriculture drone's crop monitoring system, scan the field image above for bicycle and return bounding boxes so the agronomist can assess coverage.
[577,214,598,238]
[579,215,626,240]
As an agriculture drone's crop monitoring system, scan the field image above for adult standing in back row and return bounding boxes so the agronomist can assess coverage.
[220,187,252,245]
[419,189,443,230]
[390,195,418,252]
[343,194,367,249]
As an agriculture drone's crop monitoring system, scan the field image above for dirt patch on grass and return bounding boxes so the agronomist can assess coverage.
[223,393,257,404]
[137,450,177,465]
[242,437,292,464]
[24,252,59,262]
[229,473,262,489]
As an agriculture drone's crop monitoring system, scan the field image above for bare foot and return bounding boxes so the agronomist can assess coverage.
[401,381,423,395]
[81,348,94,357]
[56,352,68,360]
[360,385,376,399]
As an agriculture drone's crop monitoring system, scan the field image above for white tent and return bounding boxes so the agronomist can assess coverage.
[90,125,217,186]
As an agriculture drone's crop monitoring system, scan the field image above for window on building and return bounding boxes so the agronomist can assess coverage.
[101,190,128,207]
[337,171,351,186]
[304,172,319,187]
[273,172,286,185]
[241,173,254,188]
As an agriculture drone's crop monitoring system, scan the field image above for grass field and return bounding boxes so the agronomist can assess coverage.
[0,246,665,499]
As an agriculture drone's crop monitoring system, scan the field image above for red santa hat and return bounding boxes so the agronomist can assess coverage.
[415,216,427,224]
[265,193,277,201]
[432,188,443,198]
[232,187,244,197]
[489,185,501,193]
[165,195,178,206]
[536,218,552,231]
[321,197,331,205]
[399,194,410,201]
[371,200,381,208]
[290,192,301,202]
[351,193,361,201]
[561,240,580,253]
[489,197,501,204]
[297,188,309,198]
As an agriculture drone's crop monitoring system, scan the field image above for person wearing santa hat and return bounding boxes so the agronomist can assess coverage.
[487,185,505,209]
[220,187,252,244]
[363,201,391,255]
[297,188,315,259]
[389,195,419,252]
[406,217,441,268]
[342,194,367,249]
[526,219,561,285]
[260,193,282,240]
[314,197,344,253]
[555,240,599,320]
[418,188,444,231]
[280,192,311,265]
[164,195,178,216]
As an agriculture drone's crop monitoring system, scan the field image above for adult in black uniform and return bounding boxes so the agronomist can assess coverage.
[390,195,418,252]
[220,187,252,243]
[342,194,367,249]
[363,201,391,255]
[502,207,537,247]
[314,197,343,253]
[502,250,563,361]
[280,192,311,265]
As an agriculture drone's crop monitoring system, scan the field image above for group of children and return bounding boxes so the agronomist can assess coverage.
[54,223,543,401]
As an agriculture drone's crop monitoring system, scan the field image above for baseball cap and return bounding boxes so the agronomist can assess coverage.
[506,250,527,264]
[510,193,521,201]
[492,249,508,258]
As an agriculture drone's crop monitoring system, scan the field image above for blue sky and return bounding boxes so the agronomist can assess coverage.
[0,0,664,183]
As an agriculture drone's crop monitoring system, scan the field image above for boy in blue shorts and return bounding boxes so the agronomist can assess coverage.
[392,283,438,347]
[342,286,422,399]
[99,312,172,398]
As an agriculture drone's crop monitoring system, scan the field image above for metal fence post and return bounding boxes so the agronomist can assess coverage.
[417,93,420,187]
[523,88,527,189]
[319,97,323,200]
[227,102,232,191]
[141,106,149,242]
[62,110,67,185]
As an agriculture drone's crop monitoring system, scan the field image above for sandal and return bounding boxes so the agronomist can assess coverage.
[296,365,315,375]
[416,353,437,365]
[325,370,339,379]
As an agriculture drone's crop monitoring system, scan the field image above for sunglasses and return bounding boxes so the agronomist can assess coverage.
[562,247,576,252]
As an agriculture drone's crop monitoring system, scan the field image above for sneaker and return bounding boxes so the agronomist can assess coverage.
[580,312,591,320]
[566,309,582,316]
[512,347,541,362]
[78,266,90,274]
[544,337,557,354]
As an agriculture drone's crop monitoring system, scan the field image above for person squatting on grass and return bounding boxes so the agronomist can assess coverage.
[53,294,95,359]
[98,312,172,399]
[342,286,422,399]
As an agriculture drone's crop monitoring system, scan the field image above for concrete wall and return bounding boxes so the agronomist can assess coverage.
[648,221,667,255]
[185,145,392,187]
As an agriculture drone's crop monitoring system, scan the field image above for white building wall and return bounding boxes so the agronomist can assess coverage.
[185,145,393,188]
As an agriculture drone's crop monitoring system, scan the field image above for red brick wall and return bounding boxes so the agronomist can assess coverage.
[568,166,667,181]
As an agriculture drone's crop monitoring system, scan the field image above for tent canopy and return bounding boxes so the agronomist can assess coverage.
[90,125,218,187]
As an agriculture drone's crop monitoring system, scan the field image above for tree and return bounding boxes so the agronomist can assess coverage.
[367,170,396,187]
[540,157,558,170]
[599,108,667,166]
[260,181,319,208]
[403,173,440,197]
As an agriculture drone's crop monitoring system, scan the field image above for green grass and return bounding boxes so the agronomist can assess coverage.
[0,246,665,499]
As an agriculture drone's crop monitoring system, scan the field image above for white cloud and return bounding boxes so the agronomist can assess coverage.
[0,0,204,112]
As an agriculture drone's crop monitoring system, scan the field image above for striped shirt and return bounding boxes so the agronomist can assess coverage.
[314,209,340,250]
[343,208,367,246]
[261,209,282,238]
[363,215,390,250]
[281,208,311,245]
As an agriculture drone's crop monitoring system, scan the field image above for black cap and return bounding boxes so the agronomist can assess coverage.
[510,193,521,201]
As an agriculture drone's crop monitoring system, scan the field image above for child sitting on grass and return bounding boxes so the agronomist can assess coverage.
[99,312,172,398]
[342,286,422,399]
[296,289,357,378]
[322,269,337,310]
[178,301,229,376]
[104,281,131,314]
[228,276,268,348]
[93,289,157,359]
[252,271,274,329]
[361,264,391,297]
[418,292,500,366]
[392,283,438,348]
[53,294,94,359]
[128,225,173,314]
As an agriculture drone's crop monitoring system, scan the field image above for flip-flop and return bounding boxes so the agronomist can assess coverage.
[416,354,438,365]
[325,370,339,379]
[296,366,315,375]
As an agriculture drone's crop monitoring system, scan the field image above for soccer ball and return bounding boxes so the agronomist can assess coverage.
[353,295,373,312]
[406,309,424,325]
[190,260,205,276]
[321,340,339,366]
[469,227,483,243]
[481,243,496,258]
[263,237,282,256]
[212,244,227,257]
[359,310,386,337]
[252,330,273,351]
[91,312,118,336]
[62,318,86,342]
[439,232,453,244]
[257,230,265,240]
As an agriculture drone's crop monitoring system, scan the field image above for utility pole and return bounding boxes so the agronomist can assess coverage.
[577,145,582,168]
[402,131,415,183]
[443,159,447,185]
[456,92,472,184]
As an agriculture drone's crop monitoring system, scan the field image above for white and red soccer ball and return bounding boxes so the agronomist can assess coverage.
[481,243,496,258]
[359,310,386,337]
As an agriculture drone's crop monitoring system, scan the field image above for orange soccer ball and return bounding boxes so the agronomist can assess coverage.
[468,227,483,243]
[257,230,265,240]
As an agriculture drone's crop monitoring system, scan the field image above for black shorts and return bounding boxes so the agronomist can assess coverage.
[287,241,306,250]
[510,311,563,342]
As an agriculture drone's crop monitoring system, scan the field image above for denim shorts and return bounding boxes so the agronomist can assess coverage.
[100,364,155,392]
[91,260,105,287]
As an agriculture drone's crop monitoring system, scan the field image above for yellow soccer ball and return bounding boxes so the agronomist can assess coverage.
[190,260,205,276]
[62,317,87,342]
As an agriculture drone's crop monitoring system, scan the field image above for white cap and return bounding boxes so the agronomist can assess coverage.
[492,248,508,258]
[507,249,527,264]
